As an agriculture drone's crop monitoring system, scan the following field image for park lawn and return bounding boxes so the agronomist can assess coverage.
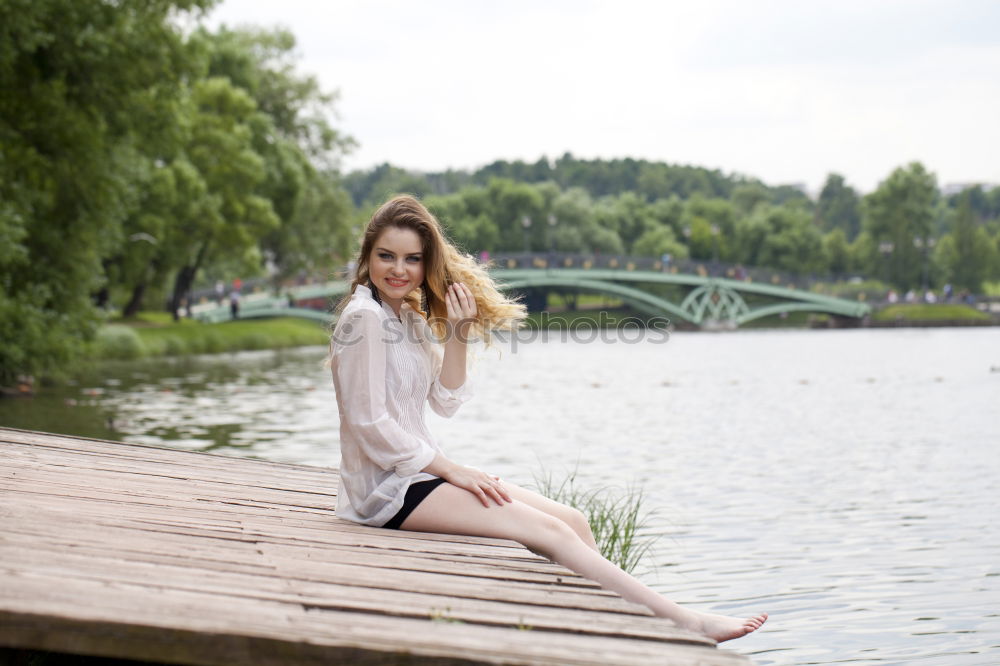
[94,316,330,360]
[739,310,821,329]
[873,303,989,322]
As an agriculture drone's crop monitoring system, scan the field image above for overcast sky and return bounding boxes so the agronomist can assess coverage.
[204,0,1000,194]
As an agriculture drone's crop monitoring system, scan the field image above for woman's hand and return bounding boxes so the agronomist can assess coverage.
[444,282,477,342]
[442,464,512,508]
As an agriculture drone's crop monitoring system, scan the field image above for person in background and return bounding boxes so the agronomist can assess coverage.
[229,288,241,319]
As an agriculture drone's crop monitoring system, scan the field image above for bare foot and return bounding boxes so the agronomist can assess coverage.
[679,610,768,643]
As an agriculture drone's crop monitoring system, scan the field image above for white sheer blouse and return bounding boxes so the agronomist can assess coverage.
[329,283,473,526]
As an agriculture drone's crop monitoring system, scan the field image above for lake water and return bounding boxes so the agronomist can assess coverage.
[3,327,998,665]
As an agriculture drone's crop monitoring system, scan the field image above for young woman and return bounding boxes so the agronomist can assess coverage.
[329,195,767,642]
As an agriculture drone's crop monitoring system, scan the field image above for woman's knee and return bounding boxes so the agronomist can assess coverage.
[519,511,579,556]
[566,506,592,536]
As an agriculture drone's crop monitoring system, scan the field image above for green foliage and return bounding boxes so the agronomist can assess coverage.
[822,229,851,274]
[532,466,659,575]
[733,203,824,273]
[89,316,328,359]
[731,183,771,216]
[847,231,879,276]
[632,225,688,260]
[862,162,938,290]
[982,281,1000,297]
[347,153,799,210]
[817,173,862,239]
[0,5,354,382]
[945,184,1000,224]
[196,26,355,276]
[594,192,657,252]
[680,196,738,261]
[93,325,145,361]
[348,159,1000,297]
[873,304,989,322]
[0,0,216,384]
[935,192,998,292]
[425,193,499,254]
[344,163,437,210]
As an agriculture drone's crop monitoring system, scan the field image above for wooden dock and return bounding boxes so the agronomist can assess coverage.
[0,427,752,665]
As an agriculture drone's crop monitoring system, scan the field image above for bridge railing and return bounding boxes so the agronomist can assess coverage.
[485,252,859,293]
[186,253,993,314]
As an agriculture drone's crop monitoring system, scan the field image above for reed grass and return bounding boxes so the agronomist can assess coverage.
[531,465,659,574]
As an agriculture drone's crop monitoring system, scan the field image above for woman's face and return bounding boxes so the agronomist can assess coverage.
[368,226,425,311]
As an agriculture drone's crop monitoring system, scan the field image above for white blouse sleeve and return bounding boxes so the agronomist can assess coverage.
[334,308,436,476]
[426,341,474,418]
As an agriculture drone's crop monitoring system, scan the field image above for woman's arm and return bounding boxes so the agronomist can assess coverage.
[425,282,510,507]
[334,308,436,475]
[438,282,475,390]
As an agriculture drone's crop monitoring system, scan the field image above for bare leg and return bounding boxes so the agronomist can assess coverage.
[401,482,767,643]
[501,482,599,551]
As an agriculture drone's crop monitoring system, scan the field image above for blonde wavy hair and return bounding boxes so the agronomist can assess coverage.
[336,194,526,345]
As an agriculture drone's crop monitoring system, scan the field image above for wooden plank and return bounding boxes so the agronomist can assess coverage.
[0,428,752,665]
[1,476,558,569]
[0,523,623,610]
[2,515,595,591]
[2,573,750,666]
[2,437,335,493]
[1,516,599,590]
[0,542,670,639]
[0,542,680,642]
[0,492,552,572]
[1,427,322,474]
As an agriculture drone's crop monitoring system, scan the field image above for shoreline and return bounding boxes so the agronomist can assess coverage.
[18,301,996,370]
[110,303,995,359]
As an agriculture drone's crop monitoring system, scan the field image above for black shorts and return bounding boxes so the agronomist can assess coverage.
[382,477,447,530]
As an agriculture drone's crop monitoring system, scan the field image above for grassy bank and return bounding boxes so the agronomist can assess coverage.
[872,303,990,322]
[93,314,329,360]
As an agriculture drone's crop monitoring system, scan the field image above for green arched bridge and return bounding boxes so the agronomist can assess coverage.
[195,261,869,329]
[497,268,869,327]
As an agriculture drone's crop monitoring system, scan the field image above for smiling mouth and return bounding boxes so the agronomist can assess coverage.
[385,278,408,287]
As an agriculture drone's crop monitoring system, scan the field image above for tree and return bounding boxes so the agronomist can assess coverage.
[862,163,937,290]
[731,183,771,216]
[426,193,499,255]
[152,76,281,320]
[482,179,545,251]
[822,229,850,275]
[847,232,879,276]
[0,0,215,383]
[594,192,657,253]
[816,174,861,240]
[632,226,689,261]
[103,26,355,317]
[681,196,737,262]
[733,204,824,273]
[343,163,433,208]
[197,27,354,284]
[936,192,997,292]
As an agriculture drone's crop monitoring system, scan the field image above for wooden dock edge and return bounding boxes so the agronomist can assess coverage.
[1,427,754,665]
